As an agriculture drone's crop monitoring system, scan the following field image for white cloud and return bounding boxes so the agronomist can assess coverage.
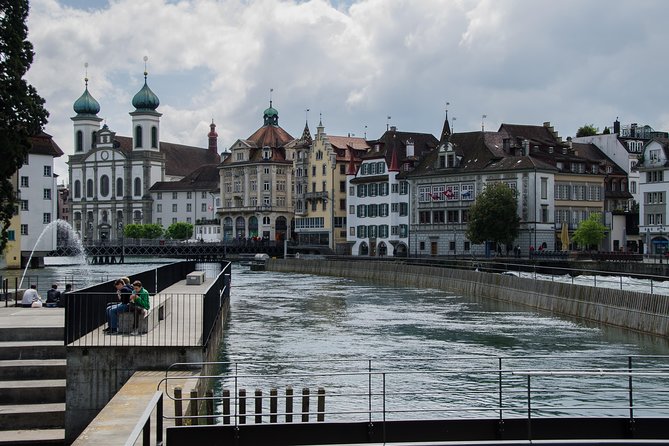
[25,0,669,181]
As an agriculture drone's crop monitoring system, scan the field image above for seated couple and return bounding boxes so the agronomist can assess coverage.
[105,279,151,335]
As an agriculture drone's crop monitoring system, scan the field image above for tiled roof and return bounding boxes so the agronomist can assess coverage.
[246,125,294,148]
[365,130,438,166]
[28,132,64,157]
[499,123,564,146]
[327,135,370,152]
[149,164,220,192]
[113,136,219,177]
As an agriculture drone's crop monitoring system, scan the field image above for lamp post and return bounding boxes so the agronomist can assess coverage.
[329,152,336,253]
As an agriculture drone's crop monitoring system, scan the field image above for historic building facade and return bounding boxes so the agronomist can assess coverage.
[67,74,219,242]
[217,103,295,242]
[638,138,669,255]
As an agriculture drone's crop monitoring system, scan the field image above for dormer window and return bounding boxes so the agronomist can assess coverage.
[438,155,446,168]
[447,154,455,167]
[263,148,271,160]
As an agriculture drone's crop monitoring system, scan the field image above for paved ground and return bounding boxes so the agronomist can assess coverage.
[0,306,64,329]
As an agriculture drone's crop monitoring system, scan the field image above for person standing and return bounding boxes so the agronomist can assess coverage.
[21,285,41,308]
[105,279,132,334]
[129,280,151,335]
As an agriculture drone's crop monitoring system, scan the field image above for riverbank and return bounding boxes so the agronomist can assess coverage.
[266,258,669,337]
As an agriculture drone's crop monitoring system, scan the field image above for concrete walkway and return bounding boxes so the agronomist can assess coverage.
[72,370,200,446]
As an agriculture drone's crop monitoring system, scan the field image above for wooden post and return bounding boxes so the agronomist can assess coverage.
[239,388,246,424]
[285,386,293,423]
[270,388,278,423]
[317,387,325,422]
[222,389,230,425]
[190,389,199,426]
[174,387,183,426]
[302,388,310,422]
[255,388,263,424]
[206,389,214,425]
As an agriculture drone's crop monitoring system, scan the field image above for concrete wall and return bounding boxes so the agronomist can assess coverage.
[267,259,669,337]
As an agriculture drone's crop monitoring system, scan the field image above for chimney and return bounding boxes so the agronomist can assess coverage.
[567,136,573,151]
[390,126,397,132]
[503,138,510,152]
[522,139,529,156]
[614,118,620,135]
[208,120,218,154]
[631,123,637,138]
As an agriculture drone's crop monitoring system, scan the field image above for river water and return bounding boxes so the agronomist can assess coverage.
[4,259,669,419]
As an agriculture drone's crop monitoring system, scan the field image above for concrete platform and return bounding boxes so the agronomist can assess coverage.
[72,370,199,446]
[0,429,64,445]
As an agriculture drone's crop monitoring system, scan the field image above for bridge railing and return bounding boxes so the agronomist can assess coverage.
[160,355,669,422]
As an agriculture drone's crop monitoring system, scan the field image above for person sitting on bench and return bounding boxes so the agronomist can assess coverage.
[129,280,151,335]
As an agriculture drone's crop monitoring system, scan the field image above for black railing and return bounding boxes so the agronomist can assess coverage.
[202,262,231,347]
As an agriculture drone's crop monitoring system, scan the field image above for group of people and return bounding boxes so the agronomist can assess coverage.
[20,283,71,308]
[104,277,151,335]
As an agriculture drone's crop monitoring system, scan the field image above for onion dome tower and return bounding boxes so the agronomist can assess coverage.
[130,56,162,151]
[71,64,102,153]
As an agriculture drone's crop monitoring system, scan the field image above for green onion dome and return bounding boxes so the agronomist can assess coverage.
[131,73,160,111]
[73,81,100,116]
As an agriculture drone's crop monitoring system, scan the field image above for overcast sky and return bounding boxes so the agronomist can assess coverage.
[26,0,669,181]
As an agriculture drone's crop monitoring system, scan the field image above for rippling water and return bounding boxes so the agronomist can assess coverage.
[222,264,669,420]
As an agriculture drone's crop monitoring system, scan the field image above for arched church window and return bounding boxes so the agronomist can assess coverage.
[151,126,158,148]
[135,126,143,148]
[76,131,83,152]
[116,178,123,197]
[100,175,109,197]
[86,179,93,198]
[134,177,142,197]
[74,180,81,198]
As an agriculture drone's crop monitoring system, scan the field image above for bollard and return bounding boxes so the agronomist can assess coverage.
[270,388,278,423]
[206,389,214,425]
[302,388,310,422]
[190,389,199,426]
[222,389,231,424]
[285,386,293,423]
[174,387,183,426]
[239,388,246,424]
[255,388,263,424]
[317,387,325,422]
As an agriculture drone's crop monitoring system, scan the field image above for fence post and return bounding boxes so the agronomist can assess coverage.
[285,386,293,423]
[206,389,214,425]
[239,388,246,424]
[174,387,183,426]
[270,388,278,423]
[317,388,325,422]
[302,388,310,422]
[255,388,263,424]
[222,389,230,424]
[190,389,199,426]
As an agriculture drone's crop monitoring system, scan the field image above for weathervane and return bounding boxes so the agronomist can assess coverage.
[143,55,148,78]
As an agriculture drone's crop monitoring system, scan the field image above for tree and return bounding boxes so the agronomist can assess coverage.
[571,213,607,250]
[124,224,143,239]
[576,124,599,137]
[466,182,520,248]
[0,1,50,252]
[165,222,193,240]
[123,223,163,239]
[602,126,611,135]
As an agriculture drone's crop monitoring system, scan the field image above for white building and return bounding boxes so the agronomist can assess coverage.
[16,132,64,268]
[637,139,669,255]
[67,74,219,242]
[346,128,438,256]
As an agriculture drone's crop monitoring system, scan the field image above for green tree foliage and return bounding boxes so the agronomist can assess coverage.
[466,182,520,246]
[165,222,193,240]
[123,223,164,239]
[0,0,49,252]
[602,126,611,135]
[571,213,607,250]
[576,124,599,137]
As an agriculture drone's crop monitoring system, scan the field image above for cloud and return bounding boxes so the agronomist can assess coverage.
[25,0,669,180]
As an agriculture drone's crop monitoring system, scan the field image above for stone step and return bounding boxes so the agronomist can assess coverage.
[0,379,66,405]
[0,327,63,342]
[0,403,65,430]
[0,359,66,381]
[0,429,64,445]
[0,341,65,360]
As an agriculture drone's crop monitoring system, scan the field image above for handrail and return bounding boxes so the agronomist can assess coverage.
[124,390,163,446]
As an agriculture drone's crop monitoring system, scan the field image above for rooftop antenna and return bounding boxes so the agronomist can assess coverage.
[481,114,487,132]
[387,116,392,131]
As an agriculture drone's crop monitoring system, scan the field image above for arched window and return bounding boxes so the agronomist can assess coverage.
[74,180,81,198]
[116,178,123,197]
[135,126,143,148]
[91,131,97,149]
[86,179,93,198]
[101,210,108,223]
[133,210,142,222]
[116,211,123,228]
[235,216,246,238]
[151,126,158,148]
[74,212,81,221]
[76,131,83,152]
[134,177,142,197]
[100,175,109,197]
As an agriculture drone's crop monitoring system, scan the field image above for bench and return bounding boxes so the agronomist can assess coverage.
[117,294,171,334]
[186,271,205,285]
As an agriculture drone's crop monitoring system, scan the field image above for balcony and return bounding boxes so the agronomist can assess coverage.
[305,191,329,201]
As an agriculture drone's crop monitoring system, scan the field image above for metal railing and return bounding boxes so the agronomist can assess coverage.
[124,391,163,446]
[159,355,669,426]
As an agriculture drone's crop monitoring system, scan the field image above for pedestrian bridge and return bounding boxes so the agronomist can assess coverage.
[129,356,669,445]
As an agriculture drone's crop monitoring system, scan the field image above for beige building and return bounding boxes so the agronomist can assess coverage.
[218,103,295,241]
[294,121,369,252]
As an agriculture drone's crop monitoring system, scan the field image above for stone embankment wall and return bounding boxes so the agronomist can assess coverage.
[266,259,669,337]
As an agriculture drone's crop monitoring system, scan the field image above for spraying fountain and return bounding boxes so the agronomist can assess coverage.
[19,219,87,288]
